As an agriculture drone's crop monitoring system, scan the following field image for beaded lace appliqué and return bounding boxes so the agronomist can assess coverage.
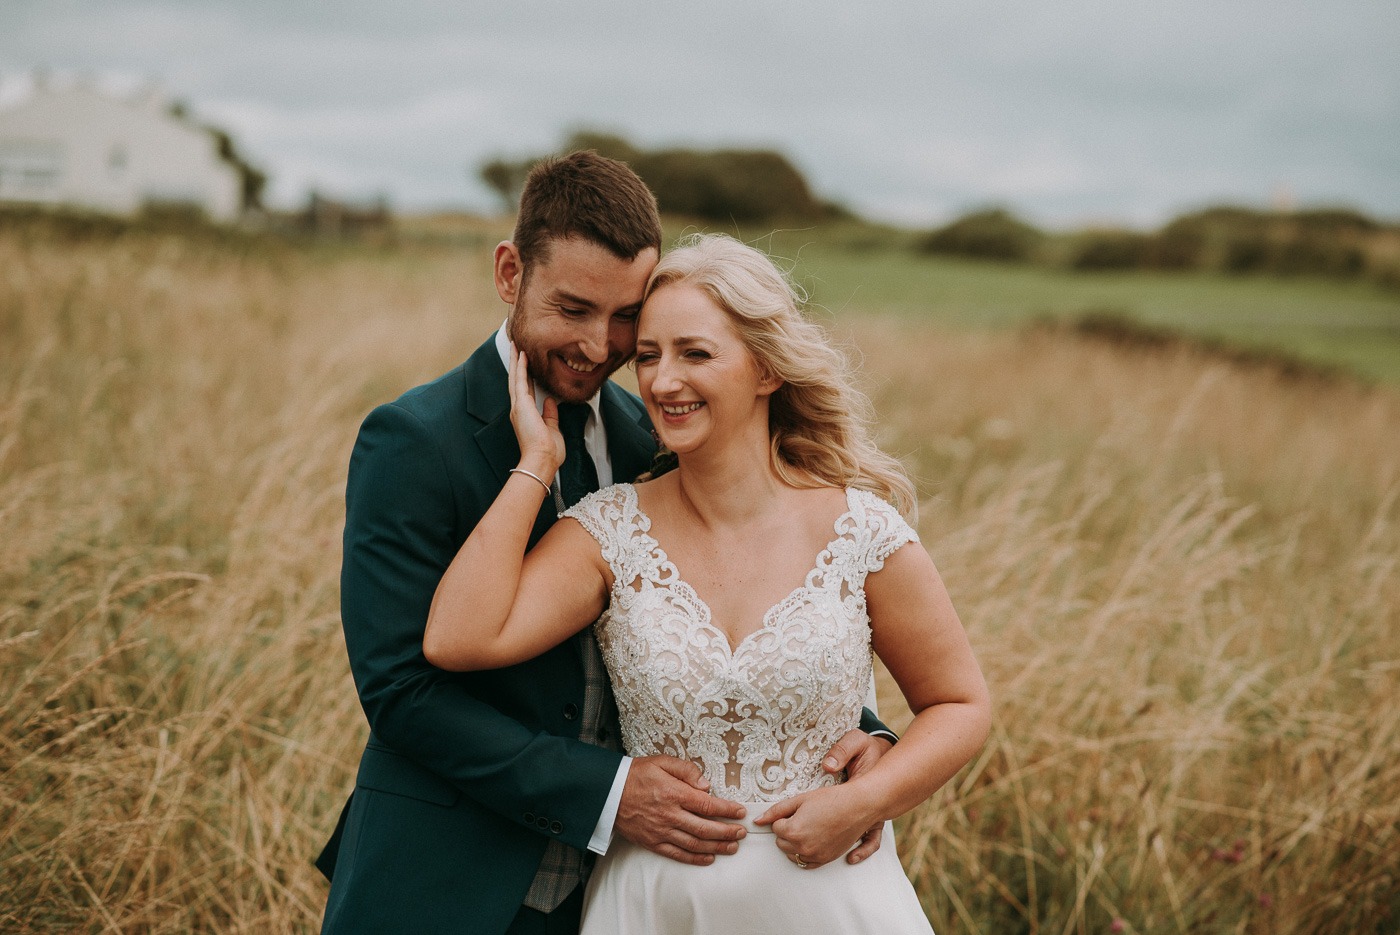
[563,484,918,803]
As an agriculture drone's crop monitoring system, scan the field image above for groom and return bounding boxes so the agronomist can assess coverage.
[317,151,892,935]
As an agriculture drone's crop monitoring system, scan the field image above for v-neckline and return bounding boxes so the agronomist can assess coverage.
[623,484,858,656]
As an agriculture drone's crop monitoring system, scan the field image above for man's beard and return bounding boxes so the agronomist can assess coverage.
[523,344,616,404]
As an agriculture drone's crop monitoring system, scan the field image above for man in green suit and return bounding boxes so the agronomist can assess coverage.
[317,151,893,934]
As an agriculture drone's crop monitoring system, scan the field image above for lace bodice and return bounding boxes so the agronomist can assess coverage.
[563,484,918,803]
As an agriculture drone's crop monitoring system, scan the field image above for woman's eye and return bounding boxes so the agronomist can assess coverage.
[635,353,658,365]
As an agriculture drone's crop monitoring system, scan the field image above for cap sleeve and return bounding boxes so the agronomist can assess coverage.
[848,488,920,575]
[559,483,639,582]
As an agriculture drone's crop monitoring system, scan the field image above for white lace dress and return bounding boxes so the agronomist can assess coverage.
[563,483,935,934]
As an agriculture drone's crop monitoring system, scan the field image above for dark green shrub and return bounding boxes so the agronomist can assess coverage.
[1067,230,1152,270]
[638,148,822,221]
[1272,236,1366,277]
[1156,204,1380,279]
[916,208,1043,262]
[1222,233,1272,273]
[1144,225,1206,270]
[477,132,824,222]
[1294,207,1379,234]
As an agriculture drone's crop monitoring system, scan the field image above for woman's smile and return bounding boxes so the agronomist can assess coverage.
[659,401,706,420]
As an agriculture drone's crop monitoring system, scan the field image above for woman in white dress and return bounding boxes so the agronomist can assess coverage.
[424,234,991,933]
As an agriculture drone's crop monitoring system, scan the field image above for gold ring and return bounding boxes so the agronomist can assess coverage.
[795,853,809,869]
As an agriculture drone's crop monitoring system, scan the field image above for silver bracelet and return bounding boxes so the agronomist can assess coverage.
[508,467,552,494]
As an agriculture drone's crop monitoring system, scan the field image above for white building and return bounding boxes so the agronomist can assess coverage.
[0,79,260,223]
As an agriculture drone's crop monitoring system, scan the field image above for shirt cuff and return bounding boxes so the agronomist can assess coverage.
[588,757,632,855]
[868,729,898,743]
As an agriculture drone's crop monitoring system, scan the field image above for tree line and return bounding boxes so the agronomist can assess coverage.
[478,134,1399,288]
[479,132,840,223]
[917,205,1400,285]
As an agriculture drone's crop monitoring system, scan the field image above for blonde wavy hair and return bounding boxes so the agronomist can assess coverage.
[643,233,916,516]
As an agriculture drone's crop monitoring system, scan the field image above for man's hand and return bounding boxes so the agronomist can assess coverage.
[821,728,894,864]
[614,756,747,866]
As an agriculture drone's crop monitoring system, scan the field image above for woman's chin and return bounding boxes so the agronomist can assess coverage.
[653,430,694,454]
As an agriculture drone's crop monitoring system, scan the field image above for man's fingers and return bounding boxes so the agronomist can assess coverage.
[654,755,709,789]
[822,728,864,774]
[616,756,746,865]
[650,844,717,867]
[630,811,744,856]
[824,729,893,780]
[671,810,745,843]
[846,824,884,864]
[644,757,742,817]
[665,825,743,854]
[684,791,746,821]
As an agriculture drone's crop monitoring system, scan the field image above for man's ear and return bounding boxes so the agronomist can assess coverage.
[493,241,523,305]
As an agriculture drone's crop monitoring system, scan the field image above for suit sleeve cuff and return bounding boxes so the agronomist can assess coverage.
[588,757,632,855]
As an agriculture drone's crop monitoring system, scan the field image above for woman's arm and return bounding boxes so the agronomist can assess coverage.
[857,543,991,811]
[757,542,991,865]
[423,350,610,671]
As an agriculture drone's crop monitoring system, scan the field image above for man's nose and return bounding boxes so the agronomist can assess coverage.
[578,319,609,362]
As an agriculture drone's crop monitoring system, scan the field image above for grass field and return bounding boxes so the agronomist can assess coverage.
[2,222,1397,932]
[729,225,1400,384]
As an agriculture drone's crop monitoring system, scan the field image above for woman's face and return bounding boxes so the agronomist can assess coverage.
[634,283,778,457]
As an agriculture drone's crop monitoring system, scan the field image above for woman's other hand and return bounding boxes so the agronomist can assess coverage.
[754,785,880,869]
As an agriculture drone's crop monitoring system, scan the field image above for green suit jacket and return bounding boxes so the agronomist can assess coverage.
[318,333,892,934]
[318,335,654,934]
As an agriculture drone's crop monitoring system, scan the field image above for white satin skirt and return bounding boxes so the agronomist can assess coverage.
[580,806,934,935]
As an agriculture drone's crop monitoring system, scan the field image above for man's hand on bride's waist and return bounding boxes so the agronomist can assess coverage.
[614,755,748,867]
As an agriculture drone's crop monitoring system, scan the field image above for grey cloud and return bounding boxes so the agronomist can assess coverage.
[2,0,1396,223]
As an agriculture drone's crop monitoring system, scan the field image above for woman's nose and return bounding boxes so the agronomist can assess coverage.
[652,356,682,391]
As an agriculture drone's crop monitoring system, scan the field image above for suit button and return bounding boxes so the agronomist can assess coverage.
[523,812,536,824]
[550,820,564,834]
[563,703,579,721]
[536,817,549,830]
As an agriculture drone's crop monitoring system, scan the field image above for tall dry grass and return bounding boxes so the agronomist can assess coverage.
[1,227,1396,933]
[859,322,1400,933]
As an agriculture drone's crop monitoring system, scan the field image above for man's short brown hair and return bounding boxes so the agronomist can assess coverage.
[513,151,662,277]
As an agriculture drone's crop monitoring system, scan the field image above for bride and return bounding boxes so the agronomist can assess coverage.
[424,233,990,933]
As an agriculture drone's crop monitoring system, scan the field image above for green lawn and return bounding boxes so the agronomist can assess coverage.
[739,230,1400,384]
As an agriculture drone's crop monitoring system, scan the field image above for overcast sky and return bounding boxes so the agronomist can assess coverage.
[3,0,1397,227]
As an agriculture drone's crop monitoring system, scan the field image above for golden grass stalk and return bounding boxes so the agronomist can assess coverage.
[1,228,1396,933]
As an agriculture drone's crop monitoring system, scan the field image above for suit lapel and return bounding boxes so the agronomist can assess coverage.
[601,383,656,483]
